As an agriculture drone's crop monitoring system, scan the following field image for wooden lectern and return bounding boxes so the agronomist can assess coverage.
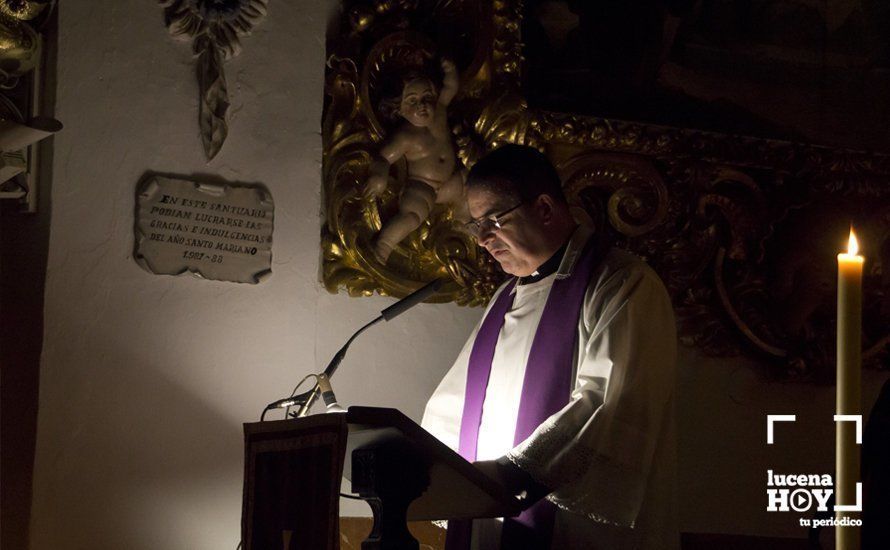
[242,406,522,550]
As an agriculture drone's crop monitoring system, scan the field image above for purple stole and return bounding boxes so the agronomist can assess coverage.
[445,236,604,550]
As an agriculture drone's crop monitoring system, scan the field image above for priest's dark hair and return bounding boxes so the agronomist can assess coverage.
[466,144,567,205]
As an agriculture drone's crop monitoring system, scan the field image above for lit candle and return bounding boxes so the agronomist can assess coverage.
[836,228,862,550]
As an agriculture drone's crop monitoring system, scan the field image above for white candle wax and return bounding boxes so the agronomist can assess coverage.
[836,229,862,550]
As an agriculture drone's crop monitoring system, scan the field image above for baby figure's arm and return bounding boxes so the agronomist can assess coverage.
[438,59,458,108]
[364,132,410,199]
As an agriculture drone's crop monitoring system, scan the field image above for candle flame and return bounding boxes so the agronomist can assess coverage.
[847,228,859,255]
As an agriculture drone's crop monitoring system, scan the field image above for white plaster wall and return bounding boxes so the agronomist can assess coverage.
[30,1,480,548]
[30,1,890,548]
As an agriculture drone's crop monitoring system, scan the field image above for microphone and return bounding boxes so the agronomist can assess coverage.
[380,278,445,321]
[322,278,445,379]
[263,279,445,418]
[316,373,345,413]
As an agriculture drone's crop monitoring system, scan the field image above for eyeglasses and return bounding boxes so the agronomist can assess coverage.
[464,202,523,237]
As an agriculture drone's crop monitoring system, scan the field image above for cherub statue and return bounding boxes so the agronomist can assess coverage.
[363,58,467,263]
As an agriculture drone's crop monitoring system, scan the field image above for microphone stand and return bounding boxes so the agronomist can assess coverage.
[290,315,381,417]
[263,279,445,419]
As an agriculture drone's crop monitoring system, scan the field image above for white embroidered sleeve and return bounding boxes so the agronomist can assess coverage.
[507,258,677,527]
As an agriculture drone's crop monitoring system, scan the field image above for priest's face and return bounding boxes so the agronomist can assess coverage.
[466,187,552,277]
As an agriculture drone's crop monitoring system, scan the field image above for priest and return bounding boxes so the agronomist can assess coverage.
[421,145,678,550]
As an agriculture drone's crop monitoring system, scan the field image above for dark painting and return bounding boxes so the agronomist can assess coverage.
[522,0,890,152]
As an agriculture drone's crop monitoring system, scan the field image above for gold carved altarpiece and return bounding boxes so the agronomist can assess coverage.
[321,0,889,381]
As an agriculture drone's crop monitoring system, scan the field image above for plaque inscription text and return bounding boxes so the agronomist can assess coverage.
[135,175,274,284]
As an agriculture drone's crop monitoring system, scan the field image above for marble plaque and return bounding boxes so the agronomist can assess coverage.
[135,175,273,284]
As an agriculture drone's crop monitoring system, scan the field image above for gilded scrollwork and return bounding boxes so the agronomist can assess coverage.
[549,145,889,379]
[0,0,52,21]
[324,0,889,379]
[559,152,669,238]
[665,168,888,380]
[0,0,49,88]
[490,0,522,85]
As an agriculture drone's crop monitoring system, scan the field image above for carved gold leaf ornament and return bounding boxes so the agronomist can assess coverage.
[0,3,39,88]
[559,152,668,238]
[552,145,890,379]
[159,0,267,160]
[0,0,50,21]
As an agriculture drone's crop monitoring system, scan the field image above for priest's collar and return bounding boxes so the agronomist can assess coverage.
[509,224,596,293]
[519,239,569,285]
